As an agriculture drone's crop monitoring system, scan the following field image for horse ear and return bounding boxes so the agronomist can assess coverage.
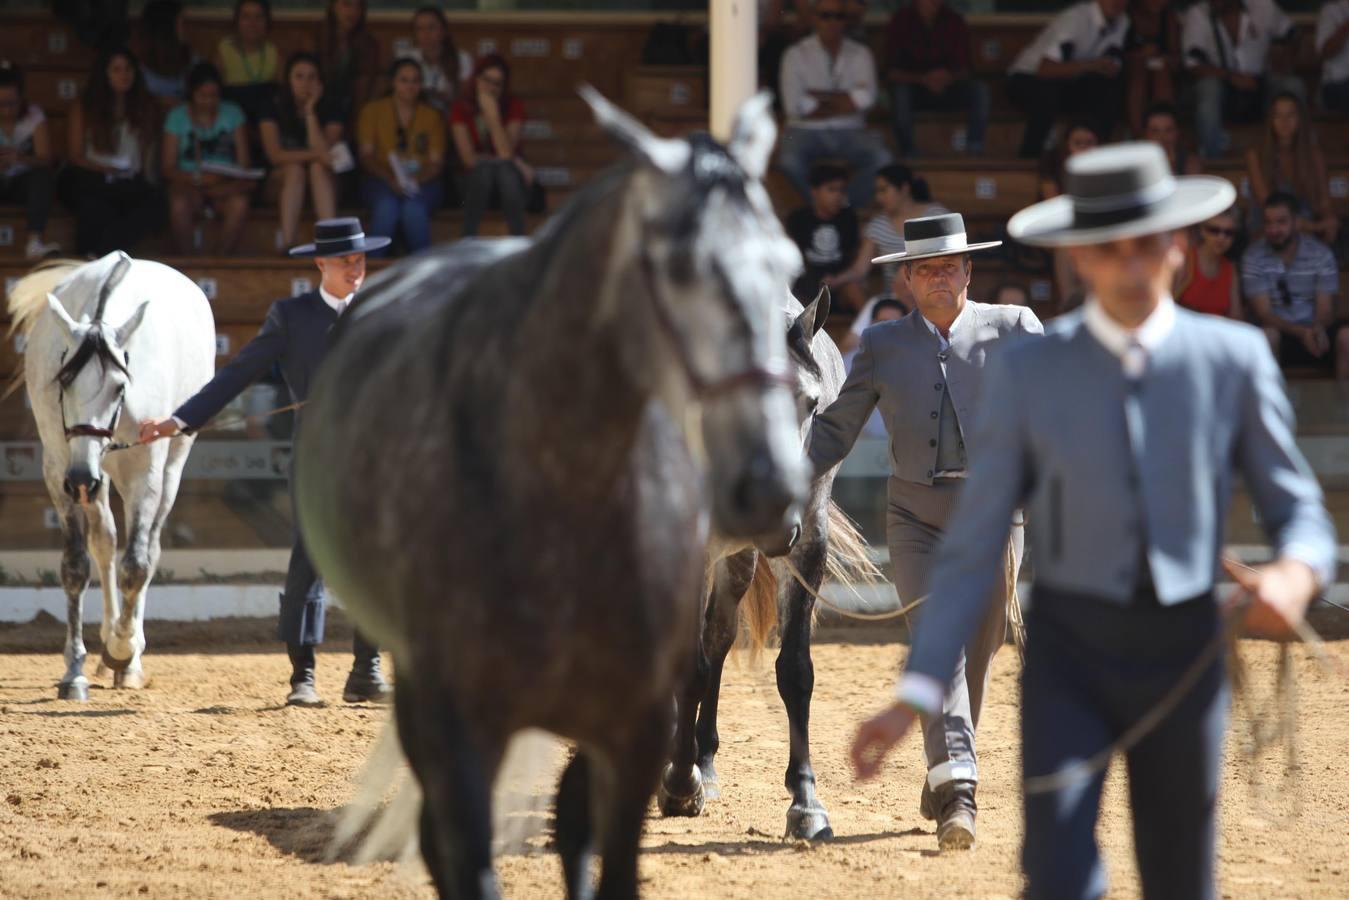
[726,91,777,180]
[45,293,79,343]
[114,300,150,348]
[794,286,831,339]
[578,83,691,176]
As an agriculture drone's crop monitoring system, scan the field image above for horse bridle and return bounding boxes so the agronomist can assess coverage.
[58,347,133,454]
[638,250,793,401]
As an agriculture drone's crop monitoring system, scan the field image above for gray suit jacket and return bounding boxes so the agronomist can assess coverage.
[808,301,1045,484]
[905,307,1337,685]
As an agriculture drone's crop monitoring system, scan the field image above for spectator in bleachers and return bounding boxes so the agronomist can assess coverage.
[409,6,472,113]
[882,0,989,158]
[777,0,891,211]
[993,283,1032,306]
[1125,0,1183,137]
[1242,191,1345,376]
[757,0,810,113]
[1182,0,1302,160]
[60,47,164,258]
[1143,101,1201,174]
[358,58,444,255]
[320,0,381,127]
[1038,122,1099,312]
[786,163,863,311]
[138,0,197,107]
[1317,0,1349,115]
[0,62,59,260]
[1176,208,1241,317]
[1007,0,1129,159]
[162,62,253,256]
[827,164,944,310]
[450,54,531,238]
[1245,92,1338,248]
[260,53,342,251]
[216,0,278,125]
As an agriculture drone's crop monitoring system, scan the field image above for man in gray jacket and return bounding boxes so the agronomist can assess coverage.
[851,144,1335,899]
[807,212,1043,850]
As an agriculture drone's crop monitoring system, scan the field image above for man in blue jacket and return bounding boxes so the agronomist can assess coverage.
[139,218,393,708]
[850,144,1335,899]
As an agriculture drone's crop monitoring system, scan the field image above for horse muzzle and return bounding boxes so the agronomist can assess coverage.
[63,466,103,504]
[712,445,807,541]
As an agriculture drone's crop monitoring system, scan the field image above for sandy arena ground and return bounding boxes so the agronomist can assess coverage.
[1,613,1347,899]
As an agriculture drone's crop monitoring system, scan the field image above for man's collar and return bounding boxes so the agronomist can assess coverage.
[920,300,969,339]
[1083,294,1176,359]
[318,285,354,313]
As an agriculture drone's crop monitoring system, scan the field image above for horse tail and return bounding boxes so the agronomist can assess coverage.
[739,552,779,661]
[824,500,885,598]
[2,259,84,400]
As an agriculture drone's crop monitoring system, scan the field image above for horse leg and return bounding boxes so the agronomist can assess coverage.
[81,495,127,676]
[394,678,502,899]
[777,538,832,841]
[109,480,168,689]
[554,752,595,900]
[57,507,92,700]
[693,551,755,800]
[658,575,709,817]
[594,701,671,900]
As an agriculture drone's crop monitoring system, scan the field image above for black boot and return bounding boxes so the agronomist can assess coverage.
[286,643,323,707]
[933,780,977,851]
[343,631,392,704]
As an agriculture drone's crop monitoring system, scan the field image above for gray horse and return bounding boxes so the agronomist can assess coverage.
[294,90,808,900]
[658,287,880,841]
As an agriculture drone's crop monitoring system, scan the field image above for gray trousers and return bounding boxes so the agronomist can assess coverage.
[888,476,1023,789]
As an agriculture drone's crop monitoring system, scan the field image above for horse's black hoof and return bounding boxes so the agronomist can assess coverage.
[785,805,833,841]
[100,647,131,673]
[657,763,705,818]
[57,680,89,701]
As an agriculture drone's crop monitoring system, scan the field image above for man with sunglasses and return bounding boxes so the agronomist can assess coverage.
[777,0,892,210]
[1242,191,1344,377]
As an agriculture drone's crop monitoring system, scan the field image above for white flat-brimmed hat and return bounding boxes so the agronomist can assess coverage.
[872,213,1002,264]
[1007,142,1236,247]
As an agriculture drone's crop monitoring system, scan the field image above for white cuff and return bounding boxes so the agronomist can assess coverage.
[893,672,944,717]
[1278,544,1334,593]
[848,87,874,112]
[171,416,188,430]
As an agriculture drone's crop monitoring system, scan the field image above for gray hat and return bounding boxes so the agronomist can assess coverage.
[871,213,1002,264]
[288,217,391,257]
[1007,142,1236,248]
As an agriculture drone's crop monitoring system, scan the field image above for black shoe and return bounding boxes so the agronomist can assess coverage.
[933,781,977,851]
[285,643,324,707]
[343,637,392,704]
[920,781,936,821]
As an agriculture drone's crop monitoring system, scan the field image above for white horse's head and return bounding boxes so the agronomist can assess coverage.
[45,294,149,503]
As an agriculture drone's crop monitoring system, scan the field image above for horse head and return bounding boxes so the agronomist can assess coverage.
[582,86,809,542]
[45,293,148,503]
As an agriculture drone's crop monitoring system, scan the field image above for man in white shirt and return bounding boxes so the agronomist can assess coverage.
[1182,0,1303,158]
[1316,0,1349,114]
[1006,0,1130,158]
[850,144,1331,898]
[138,218,395,709]
[777,0,892,210]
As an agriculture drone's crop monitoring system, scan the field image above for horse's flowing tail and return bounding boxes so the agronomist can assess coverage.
[329,714,561,867]
[739,500,884,657]
[3,259,84,399]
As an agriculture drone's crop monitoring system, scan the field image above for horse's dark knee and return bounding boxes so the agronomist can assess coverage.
[118,553,151,596]
[60,521,90,595]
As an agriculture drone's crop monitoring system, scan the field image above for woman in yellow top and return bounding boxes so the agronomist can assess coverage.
[216,0,279,123]
[357,58,444,255]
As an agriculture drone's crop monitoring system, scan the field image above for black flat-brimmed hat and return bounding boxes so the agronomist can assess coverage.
[288,217,391,257]
[1007,142,1236,247]
[871,213,1002,264]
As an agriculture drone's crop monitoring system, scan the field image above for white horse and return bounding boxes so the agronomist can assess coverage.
[7,252,215,699]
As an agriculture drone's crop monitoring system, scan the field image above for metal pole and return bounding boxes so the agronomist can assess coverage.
[709,0,757,140]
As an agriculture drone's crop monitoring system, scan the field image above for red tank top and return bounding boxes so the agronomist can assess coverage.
[1177,246,1234,317]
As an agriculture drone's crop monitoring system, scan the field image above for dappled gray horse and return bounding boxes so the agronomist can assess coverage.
[658,288,877,841]
[294,89,808,900]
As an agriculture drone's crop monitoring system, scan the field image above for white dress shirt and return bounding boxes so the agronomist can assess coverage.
[1009,1,1130,76]
[779,33,878,130]
[1317,0,1349,84]
[1182,0,1293,76]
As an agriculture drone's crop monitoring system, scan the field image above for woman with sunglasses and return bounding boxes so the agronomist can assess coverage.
[1175,209,1240,318]
[356,57,444,255]
[450,54,530,237]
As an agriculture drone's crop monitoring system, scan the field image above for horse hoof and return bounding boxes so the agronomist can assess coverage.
[100,647,131,673]
[113,669,145,690]
[702,774,722,801]
[657,764,705,818]
[785,805,833,842]
[57,679,89,701]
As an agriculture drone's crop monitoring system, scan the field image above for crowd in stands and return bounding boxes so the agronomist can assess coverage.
[7,0,1349,381]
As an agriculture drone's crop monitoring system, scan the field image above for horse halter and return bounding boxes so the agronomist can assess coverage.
[638,250,793,401]
[57,347,132,454]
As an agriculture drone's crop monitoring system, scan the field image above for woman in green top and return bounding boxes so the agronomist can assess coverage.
[216,0,279,123]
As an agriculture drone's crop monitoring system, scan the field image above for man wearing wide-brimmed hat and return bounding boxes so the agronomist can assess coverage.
[808,211,1043,850]
[137,218,393,708]
[851,144,1335,898]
